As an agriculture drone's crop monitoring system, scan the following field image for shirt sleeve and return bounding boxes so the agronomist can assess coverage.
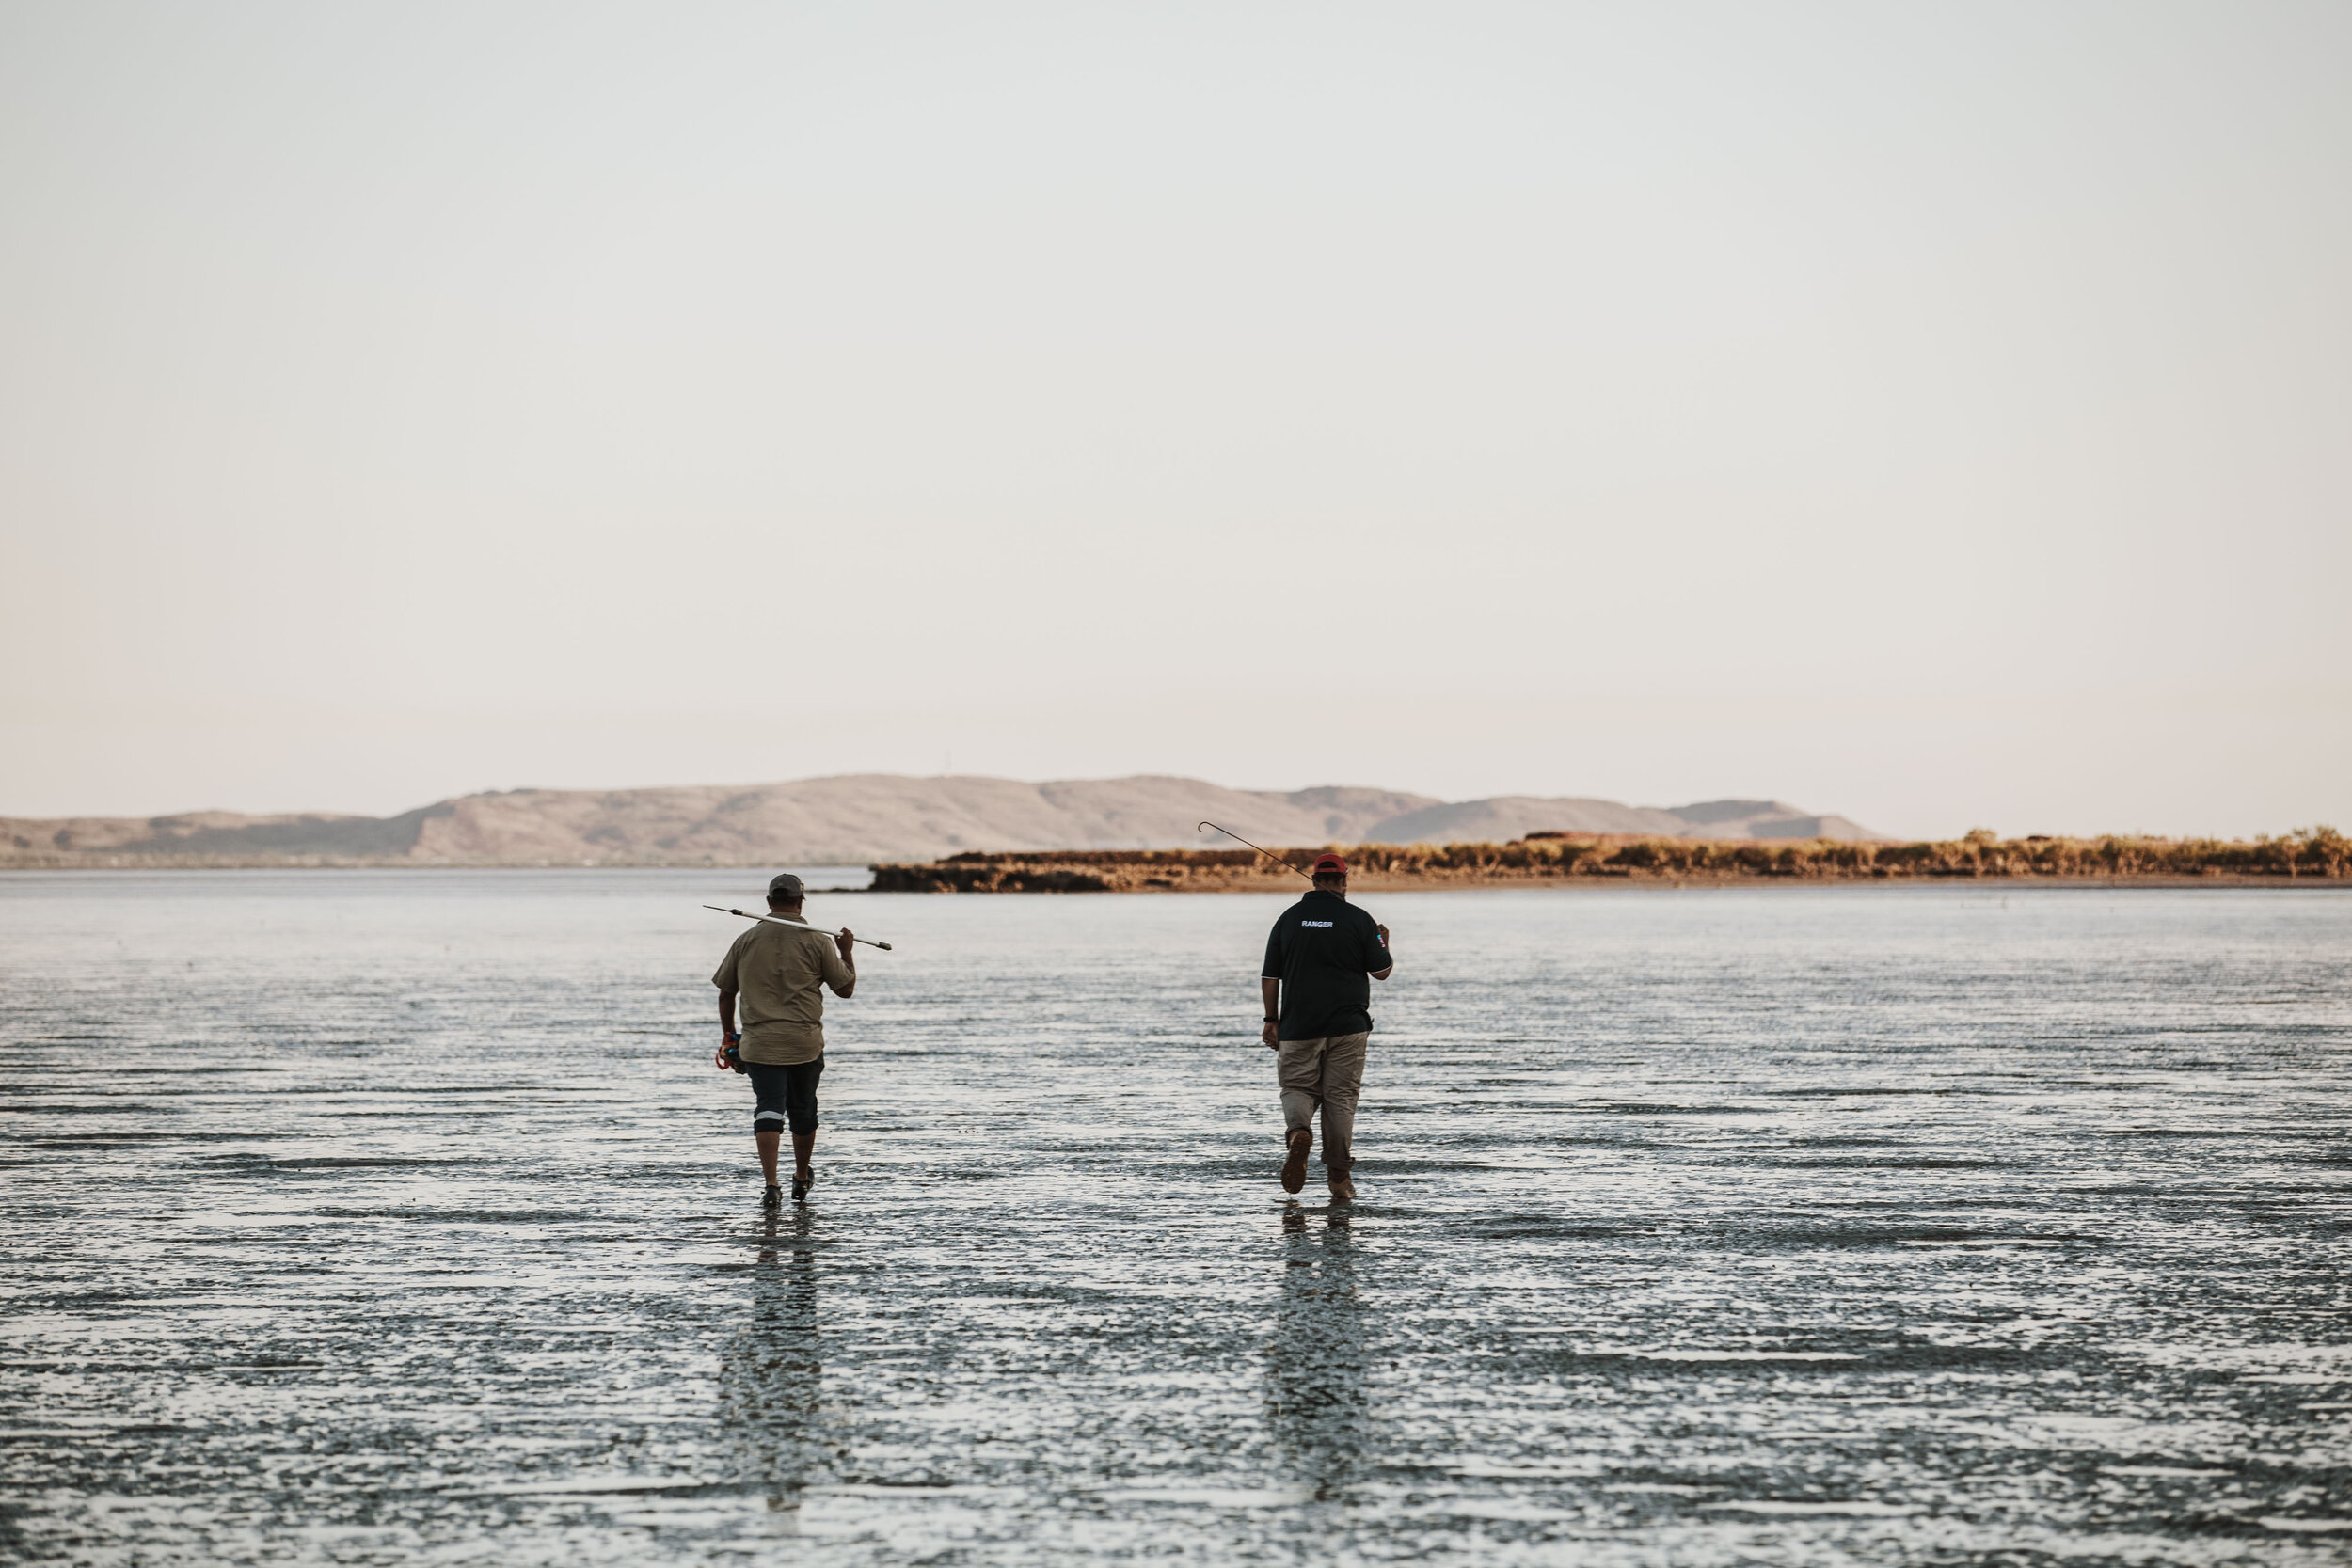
[818,934,854,990]
[711,931,745,990]
[1262,921,1286,980]
[1360,912,1391,971]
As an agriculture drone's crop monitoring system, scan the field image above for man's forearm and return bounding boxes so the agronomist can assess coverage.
[717,991,738,1036]
[1261,977,1279,1019]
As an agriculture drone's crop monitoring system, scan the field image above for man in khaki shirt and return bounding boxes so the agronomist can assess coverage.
[713,873,857,1206]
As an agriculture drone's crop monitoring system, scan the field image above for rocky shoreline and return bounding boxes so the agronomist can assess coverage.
[6,830,2342,883]
[870,830,2352,891]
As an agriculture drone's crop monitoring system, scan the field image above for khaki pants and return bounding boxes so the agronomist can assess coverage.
[1277,1032,1368,1176]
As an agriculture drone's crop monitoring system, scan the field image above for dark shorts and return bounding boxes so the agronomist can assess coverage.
[746,1057,823,1136]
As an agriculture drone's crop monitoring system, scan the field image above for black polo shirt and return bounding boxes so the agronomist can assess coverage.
[1262,889,1391,1041]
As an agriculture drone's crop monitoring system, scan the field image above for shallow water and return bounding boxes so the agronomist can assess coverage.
[3,871,2349,1564]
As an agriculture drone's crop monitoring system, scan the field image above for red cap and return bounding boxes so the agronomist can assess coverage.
[1311,852,1348,874]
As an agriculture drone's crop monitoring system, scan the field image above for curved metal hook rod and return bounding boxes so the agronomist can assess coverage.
[1197,821,1313,882]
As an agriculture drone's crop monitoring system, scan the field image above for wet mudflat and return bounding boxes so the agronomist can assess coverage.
[2,871,2349,1565]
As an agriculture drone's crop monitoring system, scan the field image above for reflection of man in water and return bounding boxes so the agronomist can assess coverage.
[1269,1207,1368,1500]
[717,1207,825,1526]
[1261,853,1392,1200]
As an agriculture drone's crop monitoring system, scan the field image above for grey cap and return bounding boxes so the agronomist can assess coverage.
[767,872,805,899]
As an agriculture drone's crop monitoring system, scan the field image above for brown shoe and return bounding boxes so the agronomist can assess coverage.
[1327,1176,1356,1203]
[1279,1130,1311,1194]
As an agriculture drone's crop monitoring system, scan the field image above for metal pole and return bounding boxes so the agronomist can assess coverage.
[704,906,895,951]
[1197,821,1314,881]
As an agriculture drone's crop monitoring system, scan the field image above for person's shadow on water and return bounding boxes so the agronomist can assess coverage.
[1269,1205,1369,1502]
[717,1207,825,1528]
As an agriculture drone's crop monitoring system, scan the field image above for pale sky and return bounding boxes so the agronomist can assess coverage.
[3,0,2346,839]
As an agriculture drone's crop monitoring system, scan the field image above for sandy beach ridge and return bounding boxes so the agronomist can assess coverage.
[0,773,1878,869]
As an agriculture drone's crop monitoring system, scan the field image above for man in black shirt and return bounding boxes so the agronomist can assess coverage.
[1261,852,1393,1201]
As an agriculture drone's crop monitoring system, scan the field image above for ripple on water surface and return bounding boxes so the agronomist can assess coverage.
[3,871,2350,1564]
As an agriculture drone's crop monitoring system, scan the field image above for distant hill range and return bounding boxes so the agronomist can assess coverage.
[0,775,1886,868]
